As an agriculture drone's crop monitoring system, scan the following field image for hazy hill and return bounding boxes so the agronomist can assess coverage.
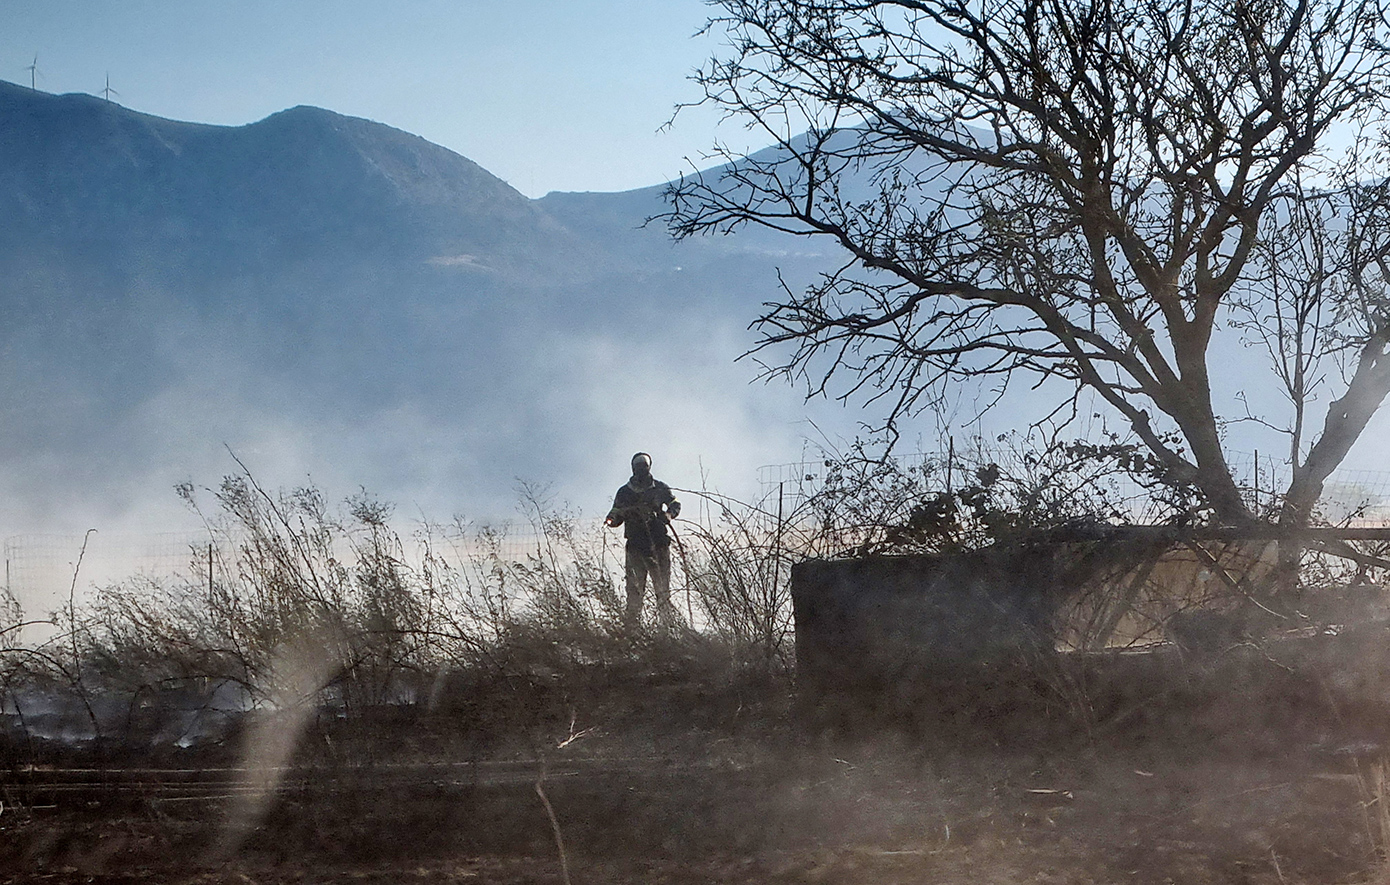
[0,82,840,536]
[0,81,591,275]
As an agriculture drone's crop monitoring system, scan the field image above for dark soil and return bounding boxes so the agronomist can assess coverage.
[1,659,1387,884]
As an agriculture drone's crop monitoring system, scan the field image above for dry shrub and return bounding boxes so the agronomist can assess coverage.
[82,477,628,719]
[0,469,815,753]
[675,501,795,677]
[801,433,1196,557]
[70,475,433,716]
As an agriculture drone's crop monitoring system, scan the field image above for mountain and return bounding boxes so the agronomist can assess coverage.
[0,83,585,275]
[0,81,842,540]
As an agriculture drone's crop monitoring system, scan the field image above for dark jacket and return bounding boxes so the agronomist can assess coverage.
[607,477,679,551]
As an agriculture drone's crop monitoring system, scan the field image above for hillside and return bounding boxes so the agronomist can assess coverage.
[0,82,838,540]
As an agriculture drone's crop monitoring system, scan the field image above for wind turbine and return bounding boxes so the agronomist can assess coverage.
[25,55,38,90]
[101,72,118,103]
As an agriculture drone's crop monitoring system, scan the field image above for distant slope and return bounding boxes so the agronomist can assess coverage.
[0,83,840,539]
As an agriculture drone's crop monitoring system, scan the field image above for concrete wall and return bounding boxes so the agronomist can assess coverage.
[791,546,1063,695]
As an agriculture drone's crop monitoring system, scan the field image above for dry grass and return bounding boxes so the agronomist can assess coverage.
[0,469,802,757]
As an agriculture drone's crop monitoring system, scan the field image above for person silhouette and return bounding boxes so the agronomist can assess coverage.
[604,452,681,625]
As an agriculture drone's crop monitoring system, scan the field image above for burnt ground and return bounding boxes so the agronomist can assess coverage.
[3,659,1390,885]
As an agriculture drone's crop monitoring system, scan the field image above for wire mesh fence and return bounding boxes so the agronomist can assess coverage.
[1,521,623,630]
[7,447,1388,613]
[3,532,210,610]
[5,450,1387,651]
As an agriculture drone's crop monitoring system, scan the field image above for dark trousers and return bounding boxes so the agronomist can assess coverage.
[625,543,672,624]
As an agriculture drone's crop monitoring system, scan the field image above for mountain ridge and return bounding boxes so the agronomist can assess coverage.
[0,81,592,278]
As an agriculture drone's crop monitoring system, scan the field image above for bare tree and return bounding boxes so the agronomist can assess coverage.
[667,0,1390,532]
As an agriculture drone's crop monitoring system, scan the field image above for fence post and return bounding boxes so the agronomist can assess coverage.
[947,436,955,497]
[770,481,784,667]
[1254,449,1260,514]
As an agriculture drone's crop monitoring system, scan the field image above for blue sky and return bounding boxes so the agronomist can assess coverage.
[0,0,737,197]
